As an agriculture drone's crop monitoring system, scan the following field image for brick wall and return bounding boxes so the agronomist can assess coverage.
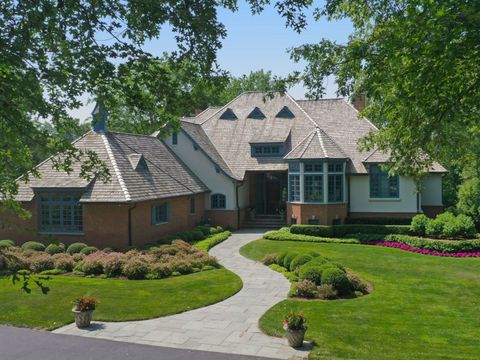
[287,203,348,225]
[0,193,206,249]
[348,212,417,219]
[204,210,240,229]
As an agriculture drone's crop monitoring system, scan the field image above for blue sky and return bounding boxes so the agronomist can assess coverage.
[71,1,352,121]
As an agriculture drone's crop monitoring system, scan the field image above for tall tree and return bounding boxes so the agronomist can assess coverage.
[291,0,480,178]
[0,0,312,213]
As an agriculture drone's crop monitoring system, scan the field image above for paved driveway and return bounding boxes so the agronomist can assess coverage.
[54,229,311,359]
[0,326,267,360]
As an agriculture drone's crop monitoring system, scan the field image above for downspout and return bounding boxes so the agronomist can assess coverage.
[235,183,240,229]
[127,203,136,247]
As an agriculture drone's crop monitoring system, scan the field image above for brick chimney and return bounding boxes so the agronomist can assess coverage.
[352,95,366,111]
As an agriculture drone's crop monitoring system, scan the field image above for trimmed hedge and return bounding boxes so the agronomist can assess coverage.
[0,240,15,249]
[21,241,45,251]
[263,230,360,244]
[80,246,98,255]
[66,242,88,254]
[290,224,412,238]
[321,267,351,295]
[45,243,66,255]
[283,252,300,270]
[193,231,232,252]
[345,217,412,225]
[384,234,480,253]
[289,254,313,272]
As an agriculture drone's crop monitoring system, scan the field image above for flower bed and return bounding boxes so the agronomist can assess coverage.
[372,241,480,257]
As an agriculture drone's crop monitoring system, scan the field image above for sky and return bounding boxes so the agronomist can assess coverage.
[71,1,352,122]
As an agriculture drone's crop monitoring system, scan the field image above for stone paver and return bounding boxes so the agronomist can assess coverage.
[54,229,311,359]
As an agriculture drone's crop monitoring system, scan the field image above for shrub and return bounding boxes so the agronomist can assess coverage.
[40,269,64,275]
[66,242,88,254]
[262,254,278,266]
[321,267,352,295]
[4,250,30,272]
[306,251,320,258]
[143,243,157,250]
[443,214,476,238]
[276,251,289,266]
[347,272,368,294]
[30,254,55,273]
[21,241,45,251]
[289,254,313,272]
[80,246,98,255]
[103,247,114,253]
[0,240,15,249]
[345,217,412,225]
[81,254,104,275]
[196,226,211,236]
[149,262,174,279]
[384,234,480,253]
[457,178,480,227]
[169,259,194,274]
[306,256,330,267]
[191,230,206,242]
[52,253,75,272]
[193,231,231,252]
[298,265,323,285]
[289,279,317,298]
[283,252,299,270]
[264,230,361,244]
[45,243,66,255]
[411,214,430,236]
[290,224,412,238]
[317,284,338,299]
[291,225,334,237]
[177,231,193,243]
[102,253,125,277]
[122,258,149,279]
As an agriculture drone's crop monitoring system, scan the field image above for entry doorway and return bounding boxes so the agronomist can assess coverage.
[255,172,287,215]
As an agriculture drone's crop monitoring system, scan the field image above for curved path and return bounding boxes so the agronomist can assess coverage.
[54,229,311,359]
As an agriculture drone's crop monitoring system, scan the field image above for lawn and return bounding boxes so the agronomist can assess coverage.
[0,268,242,330]
[240,240,480,360]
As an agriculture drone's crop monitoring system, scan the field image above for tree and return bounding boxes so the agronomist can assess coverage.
[457,178,480,227]
[1,0,312,214]
[291,0,480,177]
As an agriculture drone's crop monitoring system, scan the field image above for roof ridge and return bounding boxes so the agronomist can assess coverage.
[316,128,327,157]
[342,98,378,131]
[283,128,315,159]
[109,130,157,138]
[101,133,131,201]
[285,93,319,128]
[317,127,348,158]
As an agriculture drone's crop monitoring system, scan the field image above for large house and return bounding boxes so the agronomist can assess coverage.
[0,92,445,248]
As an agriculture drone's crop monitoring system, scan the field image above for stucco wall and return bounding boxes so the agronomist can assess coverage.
[349,175,418,213]
[421,174,443,206]
[164,131,237,210]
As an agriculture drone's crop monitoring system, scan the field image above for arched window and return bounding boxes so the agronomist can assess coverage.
[211,194,226,209]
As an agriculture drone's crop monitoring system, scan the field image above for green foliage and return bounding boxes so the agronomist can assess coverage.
[290,224,412,238]
[122,259,149,280]
[289,279,317,298]
[80,246,98,255]
[345,217,412,225]
[316,284,337,300]
[298,265,323,285]
[21,242,45,252]
[66,243,88,255]
[0,240,15,249]
[385,234,480,253]
[193,231,232,252]
[45,243,66,255]
[321,267,352,295]
[443,214,476,238]
[283,252,299,270]
[262,254,278,266]
[457,178,480,226]
[276,251,289,266]
[411,214,430,236]
[289,254,313,272]
[264,230,360,244]
[39,269,64,276]
[283,311,307,331]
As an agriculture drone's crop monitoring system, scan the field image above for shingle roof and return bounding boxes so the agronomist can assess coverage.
[16,131,208,203]
[284,127,347,160]
[363,149,447,173]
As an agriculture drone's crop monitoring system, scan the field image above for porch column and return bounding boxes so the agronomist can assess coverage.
[300,162,305,203]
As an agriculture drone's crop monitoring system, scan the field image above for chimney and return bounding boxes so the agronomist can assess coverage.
[352,95,366,111]
[194,108,203,116]
[92,101,108,133]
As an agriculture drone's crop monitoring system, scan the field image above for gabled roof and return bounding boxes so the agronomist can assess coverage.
[16,131,208,203]
[363,149,447,173]
[284,127,347,160]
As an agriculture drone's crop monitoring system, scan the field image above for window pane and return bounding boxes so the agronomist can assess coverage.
[289,175,300,202]
[369,165,399,198]
[304,175,323,202]
[39,193,82,233]
[211,194,226,209]
[328,163,343,172]
[328,174,343,202]
[305,163,323,173]
[289,162,300,172]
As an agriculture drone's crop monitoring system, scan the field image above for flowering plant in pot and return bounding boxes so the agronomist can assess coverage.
[72,296,98,328]
[283,311,307,348]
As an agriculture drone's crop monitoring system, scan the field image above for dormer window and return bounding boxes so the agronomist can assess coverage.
[251,143,284,157]
[247,107,266,120]
[276,106,295,119]
[128,154,148,171]
[219,108,237,120]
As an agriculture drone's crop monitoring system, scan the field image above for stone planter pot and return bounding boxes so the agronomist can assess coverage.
[286,328,306,348]
[72,309,94,328]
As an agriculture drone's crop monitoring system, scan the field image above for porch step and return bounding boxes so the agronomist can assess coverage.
[242,215,286,229]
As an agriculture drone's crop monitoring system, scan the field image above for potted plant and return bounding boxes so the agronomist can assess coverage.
[72,296,98,328]
[283,311,307,348]
[248,207,256,220]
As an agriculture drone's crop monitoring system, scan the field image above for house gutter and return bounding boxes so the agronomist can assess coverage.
[127,203,136,247]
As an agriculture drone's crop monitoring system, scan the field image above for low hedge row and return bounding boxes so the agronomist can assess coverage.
[193,231,232,252]
[263,230,360,244]
[384,234,480,253]
[156,225,225,246]
[290,224,412,238]
[345,217,412,225]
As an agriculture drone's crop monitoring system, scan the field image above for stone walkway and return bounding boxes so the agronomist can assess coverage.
[54,229,311,359]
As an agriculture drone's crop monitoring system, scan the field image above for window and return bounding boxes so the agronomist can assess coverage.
[172,133,178,145]
[304,175,323,202]
[289,175,301,202]
[289,162,300,173]
[219,108,237,120]
[328,163,343,172]
[369,165,399,198]
[247,107,266,119]
[152,203,169,224]
[304,162,323,173]
[328,174,343,202]
[190,197,196,214]
[276,106,295,119]
[251,143,284,157]
[39,193,83,233]
[211,194,226,209]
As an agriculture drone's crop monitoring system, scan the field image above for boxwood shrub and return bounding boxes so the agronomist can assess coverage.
[66,242,88,254]
[45,243,66,255]
[0,240,15,249]
[283,252,299,270]
[276,251,289,266]
[298,265,323,285]
[289,254,313,272]
[321,267,352,295]
[80,246,98,255]
[21,241,45,251]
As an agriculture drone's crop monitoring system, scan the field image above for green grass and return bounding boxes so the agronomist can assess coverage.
[0,269,242,330]
[240,240,480,360]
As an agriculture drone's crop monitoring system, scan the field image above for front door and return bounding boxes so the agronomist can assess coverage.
[255,172,287,215]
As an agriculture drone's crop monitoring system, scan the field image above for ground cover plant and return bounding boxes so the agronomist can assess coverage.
[241,239,480,360]
[0,268,242,330]
[263,251,369,300]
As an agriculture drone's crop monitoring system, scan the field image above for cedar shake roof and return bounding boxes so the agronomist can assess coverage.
[178,92,446,179]
[284,127,347,160]
[363,149,447,173]
[16,131,208,203]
